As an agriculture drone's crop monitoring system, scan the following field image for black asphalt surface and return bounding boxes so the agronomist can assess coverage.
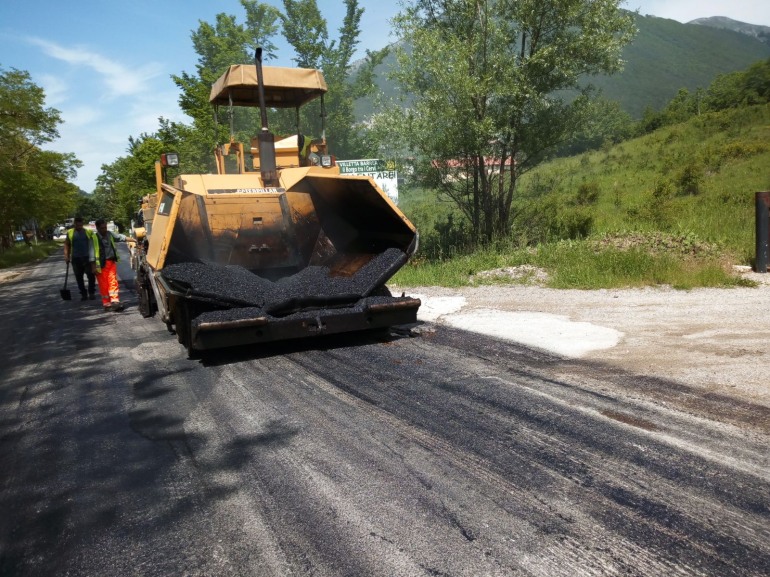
[161,247,406,314]
[1,247,768,576]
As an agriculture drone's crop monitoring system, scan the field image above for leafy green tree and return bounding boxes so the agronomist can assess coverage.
[702,71,743,112]
[172,0,384,161]
[0,66,80,246]
[740,58,770,105]
[557,96,634,156]
[376,0,635,242]
[637,104,664,135]
[639,58,770,135]
[97,0,387,218]
[95,133,171,228]
[172,0,282,171]
[653,88,699,128]
[93,2,281,225]
[74,192,104,223]
[279,0,387,158]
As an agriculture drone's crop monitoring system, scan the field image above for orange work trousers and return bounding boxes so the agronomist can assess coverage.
[96,259,120,306]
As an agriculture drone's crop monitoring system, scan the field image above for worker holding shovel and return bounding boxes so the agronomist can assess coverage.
[63,216,96,301]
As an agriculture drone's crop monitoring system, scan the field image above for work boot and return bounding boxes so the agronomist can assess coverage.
[103,304,112,312]
[89,293,96,300]
[111,302,124,312]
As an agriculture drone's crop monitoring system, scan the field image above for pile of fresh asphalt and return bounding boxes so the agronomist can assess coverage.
[160,247,408,322]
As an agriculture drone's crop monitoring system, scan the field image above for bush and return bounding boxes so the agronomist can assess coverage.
[559,208,594,239]
[676,162,704,196]
[420,214,475,261]
[574,181,600,206]
[720,141,768,159]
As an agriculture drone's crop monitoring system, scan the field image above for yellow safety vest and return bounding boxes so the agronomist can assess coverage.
[66,227,95,257]
[93,232,119,273]
[299,134,314,158]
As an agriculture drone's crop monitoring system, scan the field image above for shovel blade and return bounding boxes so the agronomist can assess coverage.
[60,289,72,301]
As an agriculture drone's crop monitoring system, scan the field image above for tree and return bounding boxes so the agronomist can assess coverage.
[280,0,388,158]
[556,96,634,156]
[703,71,744,112]
[95,132,172,228]
[93,1,282,226]
[0,66,80,246]
[74,192,104,223]
[660,88,698,126]
[172,0,385,161]
[378,0,635,243]
[171,0,282,173]
[98,0,387,219]
[738,58,770,106]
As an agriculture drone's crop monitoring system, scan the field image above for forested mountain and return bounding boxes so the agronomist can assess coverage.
[590,14,770,116]
[356,13,770,120]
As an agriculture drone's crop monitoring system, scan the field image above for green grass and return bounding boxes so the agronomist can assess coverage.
[392,238,755,289]
[519,105,770,257]
[0,241,62,269]
[537,242,751,289]
[393,105,770,290]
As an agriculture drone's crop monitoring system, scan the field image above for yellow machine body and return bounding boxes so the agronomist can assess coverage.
[134,59,420,356]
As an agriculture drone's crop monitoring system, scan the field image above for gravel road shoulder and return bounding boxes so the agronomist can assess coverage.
[395,269,770,409]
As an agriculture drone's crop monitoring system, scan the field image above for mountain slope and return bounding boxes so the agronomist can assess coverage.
[689,16,770,45]
[356,13,770,120]
[588,14,770,116]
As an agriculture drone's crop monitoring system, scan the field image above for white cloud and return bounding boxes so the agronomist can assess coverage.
[37,74,68,107]
[20,36,186,191]
[60,105,105,129]
[51,87,192,191]
[26,36,163,98]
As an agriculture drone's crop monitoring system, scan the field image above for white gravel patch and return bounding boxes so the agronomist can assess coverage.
[401,270,770,407]
[441,309,623,357]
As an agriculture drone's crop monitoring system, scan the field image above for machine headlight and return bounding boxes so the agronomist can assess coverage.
[161,152,179,167]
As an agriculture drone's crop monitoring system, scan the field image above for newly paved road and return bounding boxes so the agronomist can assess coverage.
[1,249,768,576]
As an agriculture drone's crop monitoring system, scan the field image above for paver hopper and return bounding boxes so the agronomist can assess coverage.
[133,49,420,356]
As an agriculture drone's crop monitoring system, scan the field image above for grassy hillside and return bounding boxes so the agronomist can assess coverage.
[521,104,770,257]
[392,104,770,289]
[355,13,770,120]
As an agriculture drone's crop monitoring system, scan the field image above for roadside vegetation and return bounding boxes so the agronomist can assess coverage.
[393,238,754,290]
[391,61,770,290]
[0,241,61,270]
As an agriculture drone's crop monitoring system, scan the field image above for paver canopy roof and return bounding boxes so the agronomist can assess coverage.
[209,64,327,108]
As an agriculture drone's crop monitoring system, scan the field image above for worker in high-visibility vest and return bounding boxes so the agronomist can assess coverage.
[63,216,96,301]
[92,219,135,312]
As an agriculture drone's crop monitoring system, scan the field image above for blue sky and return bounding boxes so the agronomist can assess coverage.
[1,0,768,193]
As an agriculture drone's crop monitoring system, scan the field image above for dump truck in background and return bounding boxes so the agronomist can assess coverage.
[132,49,420,357]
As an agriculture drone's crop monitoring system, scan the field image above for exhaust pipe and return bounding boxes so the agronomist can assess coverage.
[255,47,278,186]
